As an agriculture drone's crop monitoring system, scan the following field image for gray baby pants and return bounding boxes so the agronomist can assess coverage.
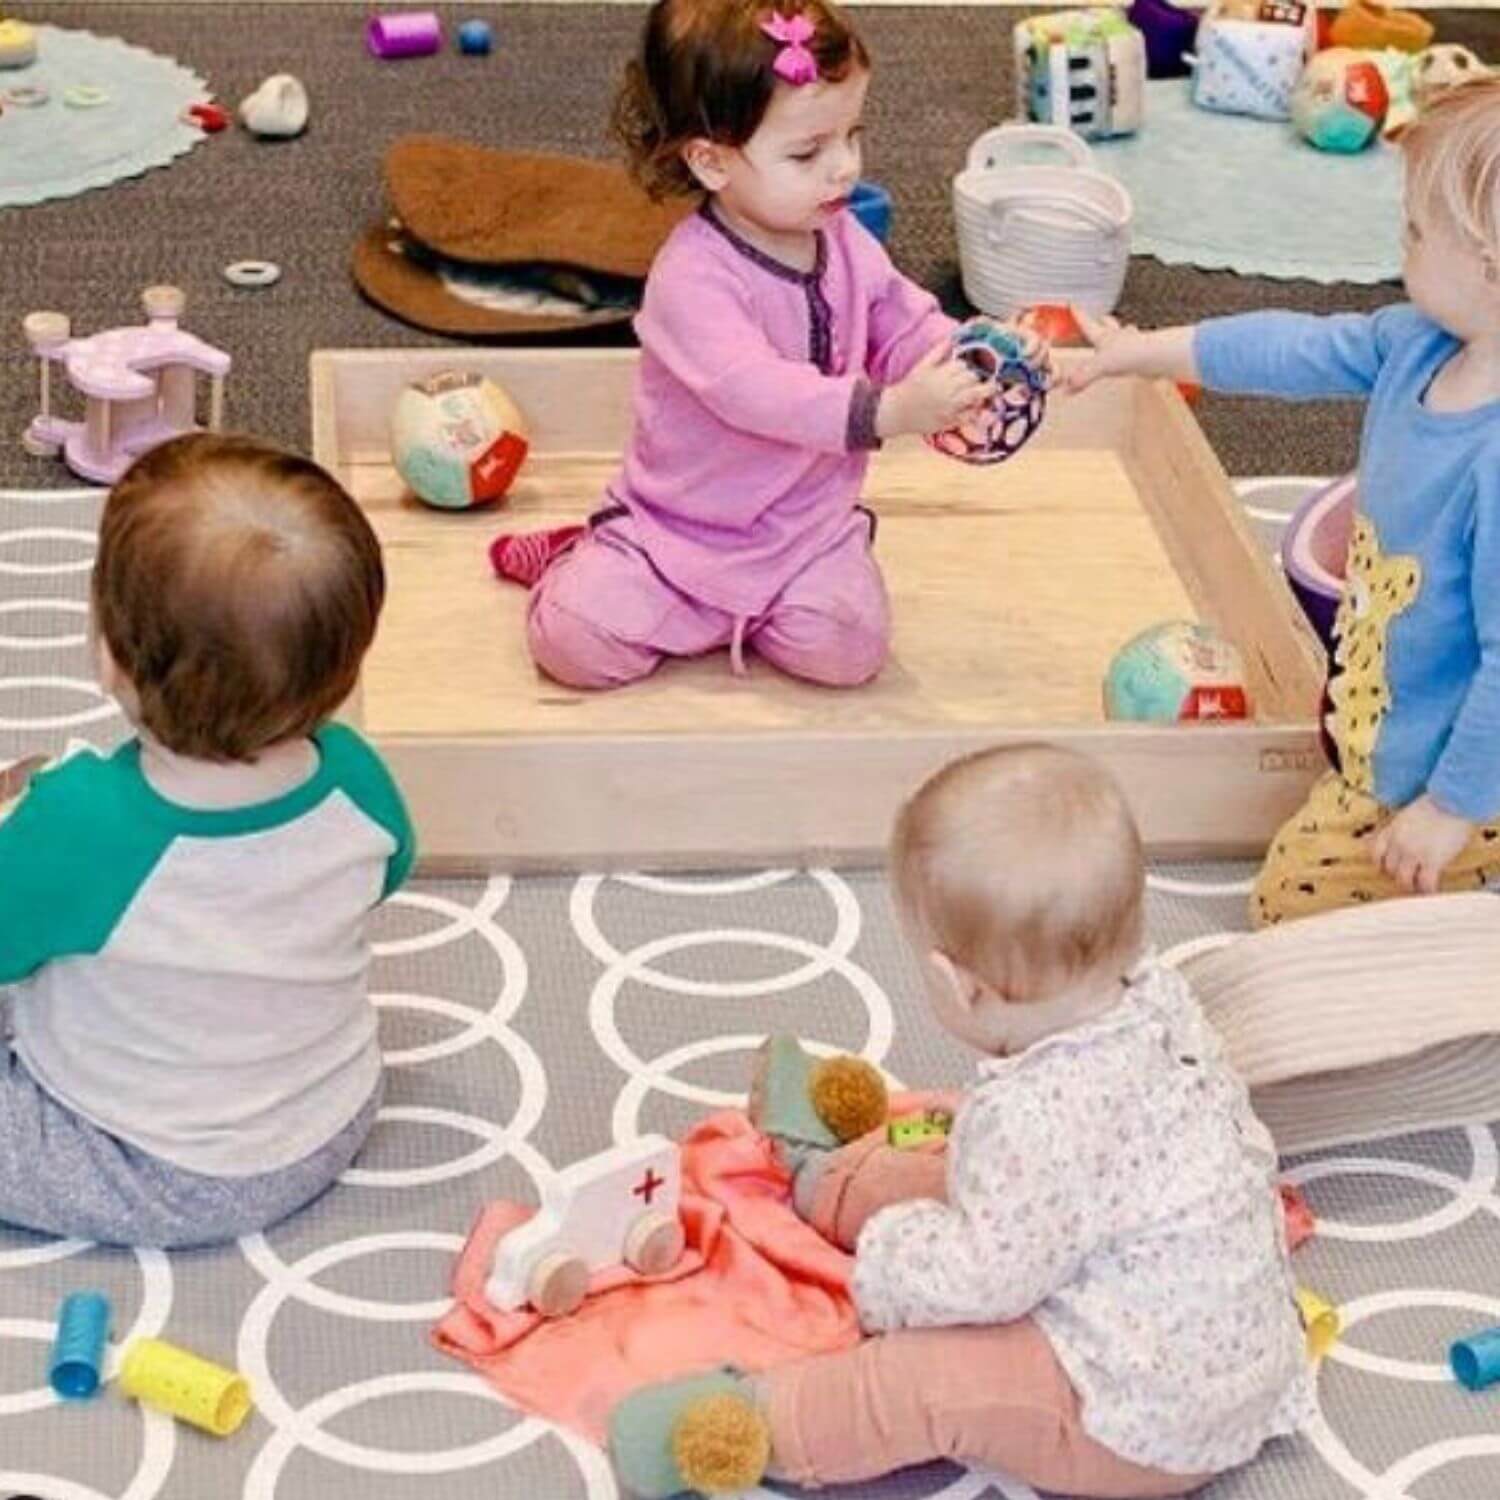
[0,1044,381,1248]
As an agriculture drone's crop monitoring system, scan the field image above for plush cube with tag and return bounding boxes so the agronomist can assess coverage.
[1191,2,1316,120]
[1013,9,1147,139]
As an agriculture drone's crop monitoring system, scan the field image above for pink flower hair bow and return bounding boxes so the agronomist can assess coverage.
[761,12,820,85]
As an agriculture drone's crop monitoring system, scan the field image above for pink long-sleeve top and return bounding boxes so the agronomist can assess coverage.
[603,203,956,617]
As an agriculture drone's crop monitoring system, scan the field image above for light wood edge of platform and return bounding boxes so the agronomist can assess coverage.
[375,721,1324,874]
[1124,380,1324,724]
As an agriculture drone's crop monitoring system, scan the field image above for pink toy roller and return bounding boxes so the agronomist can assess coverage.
[366,11,442,58]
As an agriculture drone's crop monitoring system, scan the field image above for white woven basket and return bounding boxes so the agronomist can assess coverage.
[953,124,1133,317]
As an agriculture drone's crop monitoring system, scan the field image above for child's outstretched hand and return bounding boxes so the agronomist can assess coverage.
[878,343,989,440]
[1062,310,1200,395]
[1062,311,1145,394]
[1372,794,1475,894]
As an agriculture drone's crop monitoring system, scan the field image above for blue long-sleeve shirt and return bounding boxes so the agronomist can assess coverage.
[1195,305,1500,822]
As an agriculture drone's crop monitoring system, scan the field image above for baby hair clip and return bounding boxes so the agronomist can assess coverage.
[760,11,819,85]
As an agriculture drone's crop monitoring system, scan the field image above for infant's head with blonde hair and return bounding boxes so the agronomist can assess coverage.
[1399,77,1500,339]
[93,432,385,763]
[890,744,1145,1055]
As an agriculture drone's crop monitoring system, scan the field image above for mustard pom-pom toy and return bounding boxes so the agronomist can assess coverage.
[809,1054,890,1143]
[672,1392,771,1495]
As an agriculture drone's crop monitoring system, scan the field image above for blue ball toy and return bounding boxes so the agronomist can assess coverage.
[457,19,493,55]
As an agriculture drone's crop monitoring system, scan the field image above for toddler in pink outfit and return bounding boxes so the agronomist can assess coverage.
[524,0,986,689]
[610,745,1311,1498]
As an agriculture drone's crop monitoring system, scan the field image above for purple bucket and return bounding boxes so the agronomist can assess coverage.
[1281,472,1356,656]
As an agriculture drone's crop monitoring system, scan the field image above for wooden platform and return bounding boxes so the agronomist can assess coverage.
[312,347,1326,872]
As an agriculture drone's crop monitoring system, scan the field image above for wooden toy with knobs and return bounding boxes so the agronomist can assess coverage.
[21,286,232,485]
[486,1135,687,1317]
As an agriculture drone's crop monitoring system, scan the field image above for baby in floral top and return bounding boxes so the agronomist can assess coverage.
[610,744,1310,1499]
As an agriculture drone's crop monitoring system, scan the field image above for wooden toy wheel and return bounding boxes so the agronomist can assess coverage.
[527,1251,589,1317]
[623,1211,685,1276]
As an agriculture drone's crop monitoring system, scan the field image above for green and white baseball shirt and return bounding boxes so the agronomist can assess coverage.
[1,723,413,1177]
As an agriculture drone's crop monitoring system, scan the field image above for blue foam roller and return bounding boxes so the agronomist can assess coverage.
[50,1291,111,1400]
[1451,1326,1500,1391]
[457,19,492,54]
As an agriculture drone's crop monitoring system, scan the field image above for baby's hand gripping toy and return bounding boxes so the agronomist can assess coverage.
[927,317,1052,465]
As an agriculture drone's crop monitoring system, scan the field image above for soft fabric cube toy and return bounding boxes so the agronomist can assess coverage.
[1013,9,1147,139]
[1191,1,1316,120]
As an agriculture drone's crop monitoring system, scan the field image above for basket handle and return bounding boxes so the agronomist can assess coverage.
[965,124,1093,175]
[986,191,1126,247]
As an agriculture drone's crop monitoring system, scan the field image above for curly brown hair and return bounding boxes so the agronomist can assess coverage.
[612,0,870,200]
[94,432,385,762]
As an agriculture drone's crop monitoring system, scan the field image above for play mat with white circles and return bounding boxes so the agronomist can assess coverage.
[1,476,1498,1500]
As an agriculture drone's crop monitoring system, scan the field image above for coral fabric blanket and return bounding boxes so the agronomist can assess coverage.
[433,1110,861,1442]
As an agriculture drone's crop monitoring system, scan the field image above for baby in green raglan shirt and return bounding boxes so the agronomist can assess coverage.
[0,432,413,1248]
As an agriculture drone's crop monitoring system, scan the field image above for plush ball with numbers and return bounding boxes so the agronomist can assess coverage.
[927,317,1052,465]
[1104,620,1251,723]
[389,370,530,510]
[1292,49,1391,154]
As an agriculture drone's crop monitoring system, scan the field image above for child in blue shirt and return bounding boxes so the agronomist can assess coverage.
[0,433,413,1247]
[1068,80,1500,926]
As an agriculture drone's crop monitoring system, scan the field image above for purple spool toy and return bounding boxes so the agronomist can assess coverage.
[367,11,442,58]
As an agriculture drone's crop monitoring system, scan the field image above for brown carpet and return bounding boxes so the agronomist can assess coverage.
[2,3,1495,486]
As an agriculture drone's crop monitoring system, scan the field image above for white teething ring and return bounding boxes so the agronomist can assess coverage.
[63,85,110,109]
[223,260,283,289]
[3,84,49,107]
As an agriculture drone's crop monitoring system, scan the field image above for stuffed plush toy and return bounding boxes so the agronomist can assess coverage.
[1292,47,1391,152]
[1411,44,1493,113]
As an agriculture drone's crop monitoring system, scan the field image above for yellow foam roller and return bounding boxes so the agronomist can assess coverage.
[1295,1287,1340,1361]
[120,1338,252,1436]
[0,19,36,67]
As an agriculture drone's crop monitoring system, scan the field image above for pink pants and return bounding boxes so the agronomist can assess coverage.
[757,1131,1211,1498]
[526,521,889,689]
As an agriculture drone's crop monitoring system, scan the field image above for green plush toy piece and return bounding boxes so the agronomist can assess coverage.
[887,1108,955,1150]
[751,1036,889,1151]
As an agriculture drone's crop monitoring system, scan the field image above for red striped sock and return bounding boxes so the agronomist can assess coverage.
[488,525,586,588]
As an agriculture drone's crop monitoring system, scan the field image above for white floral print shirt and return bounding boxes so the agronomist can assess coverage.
[852,962,1313,1475]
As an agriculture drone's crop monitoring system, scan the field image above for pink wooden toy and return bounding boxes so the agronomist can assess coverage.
[486,1135,686,1317]
[21,286,231,485]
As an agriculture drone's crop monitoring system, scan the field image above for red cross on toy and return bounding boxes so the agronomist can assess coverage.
[633,1167,665,1205]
